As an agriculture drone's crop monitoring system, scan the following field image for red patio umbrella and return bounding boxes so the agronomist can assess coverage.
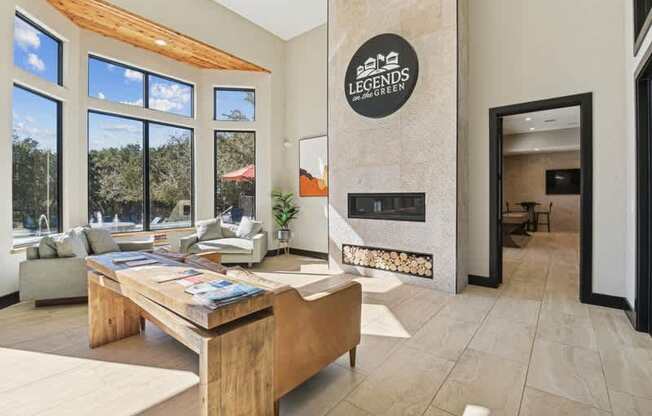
[222,164,255,182]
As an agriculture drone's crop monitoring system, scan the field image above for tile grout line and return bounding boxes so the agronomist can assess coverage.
[515,236,550,416]
[418,280,501,415]
[326,286,431,415]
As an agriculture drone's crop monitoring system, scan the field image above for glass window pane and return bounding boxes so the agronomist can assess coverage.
[13,15,61,85]
[12,86,60,246]
[149,123,193,229]
[215,131,255,224]
[215,88,255,121]
[88,112,144,233]
[149,75,193,117]
[88,57,144,107]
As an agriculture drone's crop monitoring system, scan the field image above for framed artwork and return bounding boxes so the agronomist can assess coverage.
[299,135,328,197]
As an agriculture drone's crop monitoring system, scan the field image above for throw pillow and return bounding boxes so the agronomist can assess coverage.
[236,217,263,239]
[73,226,91,254]
[85,228,120,254]
[196,218,222,241]
[38,235,58,259]
[55,230,88,258]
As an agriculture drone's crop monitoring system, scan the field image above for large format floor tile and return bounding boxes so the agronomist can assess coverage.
[526,339,610,410]
[520,387,610,416]
[468,316,535,364]
[433,349,527,416]
[536,309,597,351]
[609,389,652,416]
[347,346,454,416]
[280,364,365,416]
[406,315,479,361]
[600,346,652,400]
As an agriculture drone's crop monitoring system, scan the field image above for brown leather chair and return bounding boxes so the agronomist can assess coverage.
[225,270,362,413]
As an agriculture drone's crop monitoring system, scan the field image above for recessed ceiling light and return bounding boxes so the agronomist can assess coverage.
[534,148,540,151]
[154,39,167,46]
[525,117,532,121]
[529,127,536,131]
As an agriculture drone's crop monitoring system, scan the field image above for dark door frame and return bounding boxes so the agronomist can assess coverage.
[483,93,624,309]
[635,50,652,334]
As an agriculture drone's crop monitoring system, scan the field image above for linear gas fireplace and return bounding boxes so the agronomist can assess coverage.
[348,193,426,222]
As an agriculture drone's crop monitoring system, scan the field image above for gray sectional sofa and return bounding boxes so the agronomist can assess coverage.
[19,227,153,305]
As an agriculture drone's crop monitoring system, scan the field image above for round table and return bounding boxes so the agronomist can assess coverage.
[519,201,541,232]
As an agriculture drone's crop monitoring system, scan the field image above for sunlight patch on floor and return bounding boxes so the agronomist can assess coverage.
[361,304,410,338]
[0,347,198,415]
[354,275,403,294]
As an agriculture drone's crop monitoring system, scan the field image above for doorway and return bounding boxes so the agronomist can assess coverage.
[482,94,621,308]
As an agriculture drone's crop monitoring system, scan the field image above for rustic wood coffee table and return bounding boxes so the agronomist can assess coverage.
[86,252,276,416]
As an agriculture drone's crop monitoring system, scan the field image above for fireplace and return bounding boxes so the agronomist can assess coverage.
[348,193,425,222]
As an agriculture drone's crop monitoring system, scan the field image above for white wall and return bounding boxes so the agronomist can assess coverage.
[284,25,328,254]
[468,0,627,296]
[0,0,287,296]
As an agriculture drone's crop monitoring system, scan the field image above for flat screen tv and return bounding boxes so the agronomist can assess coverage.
[546,169,580,195]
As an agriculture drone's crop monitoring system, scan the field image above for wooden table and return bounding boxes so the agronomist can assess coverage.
[86,252,276,416]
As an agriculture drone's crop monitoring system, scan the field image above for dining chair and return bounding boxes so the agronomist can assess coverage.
[505,202,525,213]
[536,202,552,232]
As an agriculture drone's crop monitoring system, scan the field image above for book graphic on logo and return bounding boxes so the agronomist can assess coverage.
[355,51,400,79]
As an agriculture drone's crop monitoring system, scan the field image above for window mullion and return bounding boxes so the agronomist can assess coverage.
[143,121,151,231]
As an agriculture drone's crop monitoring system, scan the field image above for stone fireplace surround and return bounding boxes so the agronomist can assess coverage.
[328,0,465,293]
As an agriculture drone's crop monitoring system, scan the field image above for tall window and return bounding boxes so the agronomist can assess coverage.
[88,112,193,232]
[88,112,144,232]
[13,13,62,85]
[214,131,255,224]
[88,55,194,118]
[214,88,255,121]
[149,123,193,229]
[12,85,61,245]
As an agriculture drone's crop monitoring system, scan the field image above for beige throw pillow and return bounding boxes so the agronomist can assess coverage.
[55,230,88,258]
[85,228,120,254]
[196,218,223,241]
[236,217,263,239]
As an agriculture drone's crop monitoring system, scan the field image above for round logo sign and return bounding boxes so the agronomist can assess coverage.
[344,33,419,118]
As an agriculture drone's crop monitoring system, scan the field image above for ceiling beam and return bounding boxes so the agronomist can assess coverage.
[47,0,270,72]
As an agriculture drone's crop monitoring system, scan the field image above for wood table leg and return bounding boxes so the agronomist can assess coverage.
[88,276,142,348]
[199,313,274,416]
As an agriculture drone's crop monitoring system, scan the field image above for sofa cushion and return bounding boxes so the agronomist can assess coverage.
[192,238,254,254]
[38,235,58,259]
[196,218,223,241]
[73,226,91,254]
[55,230,88,258]
[236,217,263,239]
[221,223,238,238]
[85,228,120,254]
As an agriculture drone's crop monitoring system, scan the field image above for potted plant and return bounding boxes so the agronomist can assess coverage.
[272,190,299,243]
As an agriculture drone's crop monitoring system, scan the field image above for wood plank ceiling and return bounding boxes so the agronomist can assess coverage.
[47,0,270,72]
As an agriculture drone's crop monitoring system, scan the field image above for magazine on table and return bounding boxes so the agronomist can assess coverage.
[186,279,264,310]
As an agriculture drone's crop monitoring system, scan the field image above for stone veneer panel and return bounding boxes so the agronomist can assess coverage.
[328,0,462,293]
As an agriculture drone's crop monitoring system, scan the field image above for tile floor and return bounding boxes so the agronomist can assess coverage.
[281,233,652,416]
[0,232,651,415]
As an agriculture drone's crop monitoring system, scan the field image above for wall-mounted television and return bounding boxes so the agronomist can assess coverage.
[546,169,581,195]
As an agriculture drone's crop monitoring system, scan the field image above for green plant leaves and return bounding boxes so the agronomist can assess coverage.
[272,190,299,229]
